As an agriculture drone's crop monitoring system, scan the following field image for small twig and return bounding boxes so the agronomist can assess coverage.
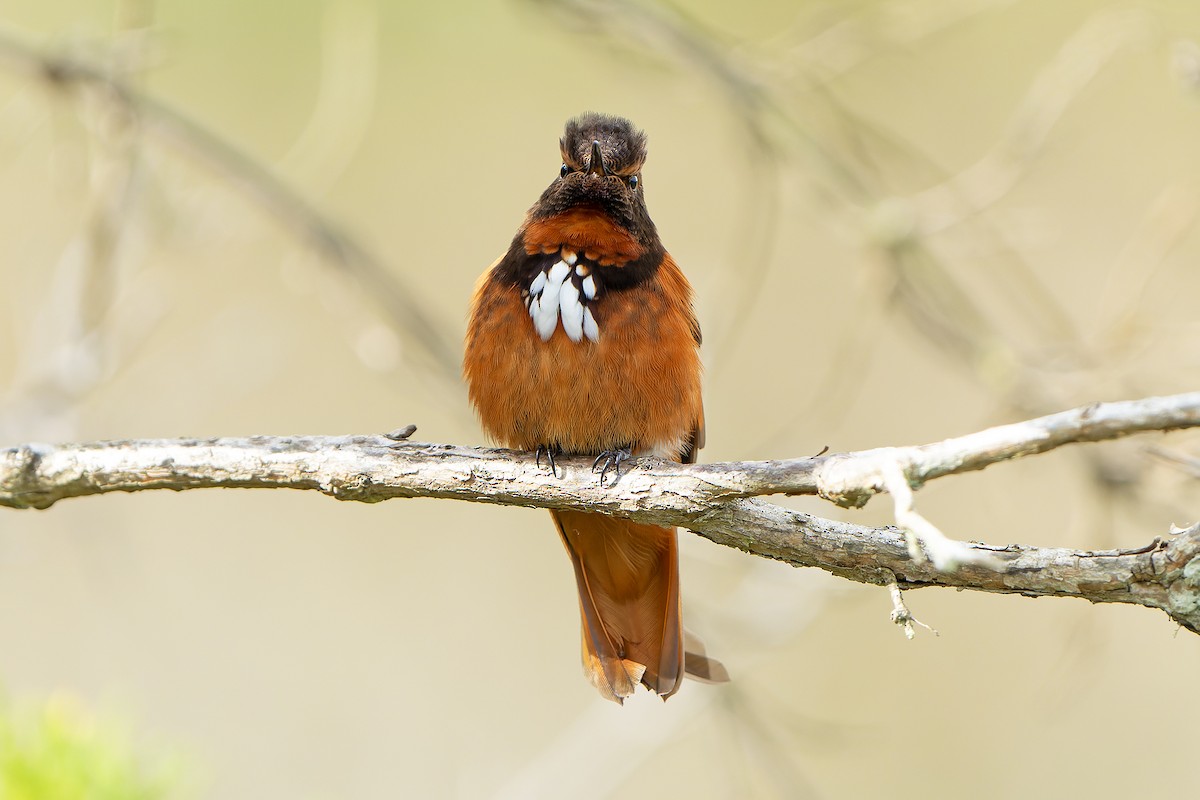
[384,424,418,441]
[886,580,938,640]
[1147,445,1200,479]
[877,458,1003,571]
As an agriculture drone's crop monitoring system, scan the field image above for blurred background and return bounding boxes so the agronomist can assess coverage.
[1,0,1200,797]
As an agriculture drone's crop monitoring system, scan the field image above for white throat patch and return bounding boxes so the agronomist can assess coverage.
[524,249,600,343]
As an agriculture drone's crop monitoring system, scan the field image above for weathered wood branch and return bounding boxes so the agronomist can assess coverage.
[1,393,1199,633]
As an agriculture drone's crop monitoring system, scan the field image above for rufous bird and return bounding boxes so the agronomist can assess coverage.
[463,113,727,703]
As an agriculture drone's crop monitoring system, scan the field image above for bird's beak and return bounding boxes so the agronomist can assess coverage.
[587,140,608,177]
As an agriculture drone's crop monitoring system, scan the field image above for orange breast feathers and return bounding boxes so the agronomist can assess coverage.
[524,208,645,265]
[463,246,702,460]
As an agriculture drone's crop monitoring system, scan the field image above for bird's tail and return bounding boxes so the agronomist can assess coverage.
[551,509,728,703]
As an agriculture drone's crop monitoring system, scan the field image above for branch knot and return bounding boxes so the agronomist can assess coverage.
[2,443,53,509]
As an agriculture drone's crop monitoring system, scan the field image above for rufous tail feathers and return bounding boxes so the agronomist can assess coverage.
[551,509,728,703]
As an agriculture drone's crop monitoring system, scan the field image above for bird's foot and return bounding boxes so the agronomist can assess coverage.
[592,446,632,486]
[536,444,563,478]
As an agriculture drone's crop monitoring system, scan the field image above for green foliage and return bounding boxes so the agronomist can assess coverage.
[0,694,181,800]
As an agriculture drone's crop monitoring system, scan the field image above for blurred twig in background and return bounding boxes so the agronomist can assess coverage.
[0,11,159,443]
[0,16,460,425]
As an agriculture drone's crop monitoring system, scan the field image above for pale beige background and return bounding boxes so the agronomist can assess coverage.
[2,1,1200,798]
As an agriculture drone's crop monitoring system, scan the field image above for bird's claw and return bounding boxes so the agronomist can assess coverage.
[536,444,562,478]
[592,447,632,486]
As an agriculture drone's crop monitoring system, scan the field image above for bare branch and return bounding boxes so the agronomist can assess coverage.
[2,392,1200,633]
[4,392,1195,508]
[810,391,1200,506]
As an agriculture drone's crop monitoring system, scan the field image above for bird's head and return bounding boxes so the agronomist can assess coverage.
[530,112,654,241]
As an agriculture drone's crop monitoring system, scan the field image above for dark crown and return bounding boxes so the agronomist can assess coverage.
[560,113,647,175]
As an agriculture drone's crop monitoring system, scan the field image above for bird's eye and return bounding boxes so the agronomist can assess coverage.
[628,175,639,190]
[560,164,570,178]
